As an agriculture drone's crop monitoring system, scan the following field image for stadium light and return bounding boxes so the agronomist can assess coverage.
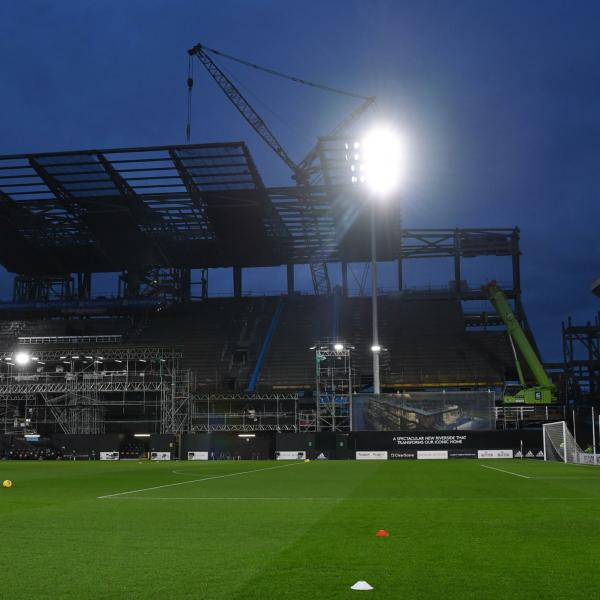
[371,344,381,353]
[237,433,256,438]
[14,352,31,366]
[333,343,344,351]
[348,126,406,197]
[134,433,150,438]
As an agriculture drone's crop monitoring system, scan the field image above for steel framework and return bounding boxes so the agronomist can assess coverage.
[563,314,600,404]
[314,341,353,432]
[189,392,298,432]
[0,346,190,434]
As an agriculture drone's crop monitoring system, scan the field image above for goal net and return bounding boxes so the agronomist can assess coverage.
[543,421,586,464]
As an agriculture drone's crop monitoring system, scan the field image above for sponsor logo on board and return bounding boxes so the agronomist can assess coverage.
[356,451,388,460]
[417,450,448,460]
[477,449,513,459]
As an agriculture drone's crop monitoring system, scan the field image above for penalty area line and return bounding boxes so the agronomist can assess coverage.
[97,462,302,499]
[480,464,531,479]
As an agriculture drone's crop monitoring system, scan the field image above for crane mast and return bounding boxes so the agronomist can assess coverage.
[187,43,374,296]
[483,281,555,404]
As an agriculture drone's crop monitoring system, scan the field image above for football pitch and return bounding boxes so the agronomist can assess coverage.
[1,459,599,599]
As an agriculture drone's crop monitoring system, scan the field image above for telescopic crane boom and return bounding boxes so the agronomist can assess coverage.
[483,281,555,404]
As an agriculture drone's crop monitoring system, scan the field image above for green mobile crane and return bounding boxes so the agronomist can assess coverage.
[483,281,555,404]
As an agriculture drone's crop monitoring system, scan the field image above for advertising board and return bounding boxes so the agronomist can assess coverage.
[100,451,119,461]
[417,450,448,460]
[187,451,209,461]
[355,451,388,460]
[477,449,514,459]
[150,451,171,461]
[276,451,307,460]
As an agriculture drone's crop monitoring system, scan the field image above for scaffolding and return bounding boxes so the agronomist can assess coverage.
[190,393,298,432]
[0,346,191,434]
[314,340,353,431]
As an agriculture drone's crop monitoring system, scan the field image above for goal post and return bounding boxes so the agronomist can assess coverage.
[543,421,586,464]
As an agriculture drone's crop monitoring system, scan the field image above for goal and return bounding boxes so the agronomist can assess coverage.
[543,421,585,464]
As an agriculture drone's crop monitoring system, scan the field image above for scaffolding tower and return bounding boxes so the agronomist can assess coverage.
[314,340,353,431]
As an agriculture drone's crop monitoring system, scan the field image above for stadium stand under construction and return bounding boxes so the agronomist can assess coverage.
[0,142,537,435]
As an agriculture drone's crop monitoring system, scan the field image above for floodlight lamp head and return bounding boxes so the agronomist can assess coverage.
[14,351,30,366]
[371,344,381,353]
[361,126,407,197]
[333,343,344,351]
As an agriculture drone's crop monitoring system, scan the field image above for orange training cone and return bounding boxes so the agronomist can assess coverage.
[375,529,389,537]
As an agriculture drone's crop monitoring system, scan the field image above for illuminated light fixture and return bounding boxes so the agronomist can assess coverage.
[355,126,407,196]
[115,359,123,363]
[31,357,39,361]
[4,357,11,361]
[85,356,93,360]
[59,356,67,360]
[333,343,344,351]
[71,355,80,359]
[14,352,31,366]
[139,359,147,363]
[237,434,256,438]
[97,357,104,360]
[371,344,381,353]
[134,433,151,438]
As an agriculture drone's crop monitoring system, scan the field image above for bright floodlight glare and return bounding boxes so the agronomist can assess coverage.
[14,351,31,366]
[334,343,344,351]
[361,127,405,196]
[371,344,381,353]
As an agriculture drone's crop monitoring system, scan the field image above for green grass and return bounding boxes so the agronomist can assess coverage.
[1,458,600,599]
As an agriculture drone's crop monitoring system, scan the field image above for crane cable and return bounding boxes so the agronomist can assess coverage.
[186,54,194,143]
[201,44,370,101]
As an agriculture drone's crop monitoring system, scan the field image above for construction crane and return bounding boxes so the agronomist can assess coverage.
[483,281,555,404]
[187,43,375,295]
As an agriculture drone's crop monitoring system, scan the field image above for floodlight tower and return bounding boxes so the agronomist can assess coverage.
[348,127,406,395]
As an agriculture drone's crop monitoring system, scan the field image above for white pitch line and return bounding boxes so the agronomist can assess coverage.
[97,462,302,499]
[101,497,343,501]
[101,496,599,501]
[480,464,531,479]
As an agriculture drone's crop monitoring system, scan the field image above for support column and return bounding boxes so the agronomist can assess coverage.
[397,258,403,292]
[233,266,242,298]
[286,263,295,295]
[341,262,348,297]
[180,268,191,302]
[512,229,522,319]
[77,272,91,300]
[200,268,208,299]
[454,229,461,294]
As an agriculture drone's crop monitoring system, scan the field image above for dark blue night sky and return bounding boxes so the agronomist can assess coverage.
[1,1,599,361]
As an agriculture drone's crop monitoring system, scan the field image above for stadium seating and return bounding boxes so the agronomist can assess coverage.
[0,294,517,391]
